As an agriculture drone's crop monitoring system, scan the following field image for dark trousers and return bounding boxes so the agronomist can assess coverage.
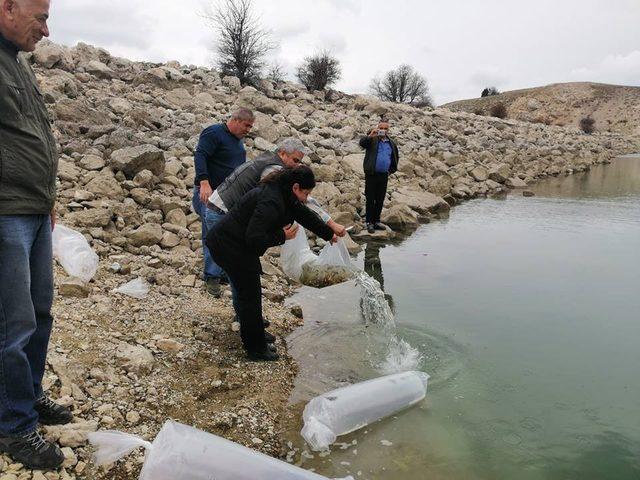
[210,250,267,353]
[0,215,54,435]
[365,172,389,224]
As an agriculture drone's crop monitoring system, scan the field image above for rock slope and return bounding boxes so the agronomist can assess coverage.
[443,82,640,138]
[1,39,636,479]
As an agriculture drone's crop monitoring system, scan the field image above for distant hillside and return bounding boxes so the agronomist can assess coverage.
[443,82,640,137]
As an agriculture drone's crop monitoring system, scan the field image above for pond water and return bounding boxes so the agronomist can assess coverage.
[286,155,640,480]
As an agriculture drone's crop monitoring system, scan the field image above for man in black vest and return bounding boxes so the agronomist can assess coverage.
[359,119,399,233]
[0,0,70,470]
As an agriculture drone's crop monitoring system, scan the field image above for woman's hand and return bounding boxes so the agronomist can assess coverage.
[327,219,347,237]
[283,223,299,240]
[330,234,338,244]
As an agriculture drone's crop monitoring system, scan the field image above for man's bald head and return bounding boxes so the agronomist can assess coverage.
[0,0,50,52]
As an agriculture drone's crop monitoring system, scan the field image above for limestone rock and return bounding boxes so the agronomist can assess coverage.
[470,166,489,182]
[506,177,528,188]
[83,60,115,79]
[115,343,155,373]
[85,172,124,199]
[65,208,112,228]
[128,223,163,246]
[58,277,91,298]
[79,154,106,171]
[111,145,165,177]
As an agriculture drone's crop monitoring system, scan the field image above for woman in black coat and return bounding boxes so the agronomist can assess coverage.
[206,166,337,361]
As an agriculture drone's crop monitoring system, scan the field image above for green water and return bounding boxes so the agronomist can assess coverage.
[287,156,640,480]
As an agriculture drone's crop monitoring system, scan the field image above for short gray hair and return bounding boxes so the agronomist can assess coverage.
[277,137,310,155]
[230,107,255,121]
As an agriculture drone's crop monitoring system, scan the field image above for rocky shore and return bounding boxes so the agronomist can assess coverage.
[1,40,637,479]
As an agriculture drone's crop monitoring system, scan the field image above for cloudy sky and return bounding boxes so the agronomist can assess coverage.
[47,0,640,105]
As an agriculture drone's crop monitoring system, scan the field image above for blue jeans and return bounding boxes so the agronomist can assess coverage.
[192,186,225,280]
[191,188,239,311]
[0,215,54,435]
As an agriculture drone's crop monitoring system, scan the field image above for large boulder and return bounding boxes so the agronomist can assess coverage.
[84,172,124,199]
[127,223,163,246]
[115,343,155,374]
[32,40,73,69]
[391,187,450,215]
[381,203,419,230]
[110,145,165,178]
[64,208,112,228]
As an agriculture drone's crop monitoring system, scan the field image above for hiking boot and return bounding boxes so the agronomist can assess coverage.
[366,223,375,234]
[219,275,230,286]
[374,223,386,231]
[0,430,64,470]
[35,395,73,426]
[267,343,277,353]
[205,278,221,297]
[264,331,276,343]
[247,348,280,362]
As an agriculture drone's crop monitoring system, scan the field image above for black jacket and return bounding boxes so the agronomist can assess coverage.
[207,182,334,273]
[359,135,399,175]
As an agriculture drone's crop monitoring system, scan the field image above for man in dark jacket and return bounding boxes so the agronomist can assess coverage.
[0,0,71,470]
[359,119,399,233]
[192,107,254,297]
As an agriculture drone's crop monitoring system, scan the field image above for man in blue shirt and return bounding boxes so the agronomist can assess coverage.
[192,108,254,296]
[358,119,399,233]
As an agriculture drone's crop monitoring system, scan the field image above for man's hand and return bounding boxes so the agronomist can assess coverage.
[50,207,56,231]
[283,223,299,240]
[368,128,379,138]
[327,219,347,237]
[330,234,338,244]
[199,180,213,204]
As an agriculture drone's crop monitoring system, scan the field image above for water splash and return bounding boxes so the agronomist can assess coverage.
[355,271,422,373]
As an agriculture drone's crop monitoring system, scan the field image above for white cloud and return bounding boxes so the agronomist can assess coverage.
[44,0,639,104]
[569,51,640,86]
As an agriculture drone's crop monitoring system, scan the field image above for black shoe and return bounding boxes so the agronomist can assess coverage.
[267,343,277,353]
[205,278,221,298]
[0,430,64,470]
[374,223,386,231]
[262,318,271,328]
[247,348,280,362]
[35,395,73,426]
[366,223,375,234]
[219,275,230,285]
[264,331,276,343]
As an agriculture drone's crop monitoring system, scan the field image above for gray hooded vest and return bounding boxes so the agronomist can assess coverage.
[217,151,284,210]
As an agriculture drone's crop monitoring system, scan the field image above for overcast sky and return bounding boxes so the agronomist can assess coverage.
[47,0,640,105]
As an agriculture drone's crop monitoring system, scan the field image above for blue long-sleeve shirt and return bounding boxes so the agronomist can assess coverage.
[375,139,393,173]
[194,123,246,188]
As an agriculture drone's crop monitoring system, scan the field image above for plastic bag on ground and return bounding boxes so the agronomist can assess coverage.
[52,224,99,282]
[281,226,354,287]
[112,277,149,299]
[301,371,429,451]
[88,420,353,480]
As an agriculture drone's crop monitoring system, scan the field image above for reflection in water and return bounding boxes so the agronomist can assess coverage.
[363,242,395,312]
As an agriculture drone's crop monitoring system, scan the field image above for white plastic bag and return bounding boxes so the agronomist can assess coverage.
[112,277,149,299]
[89,420,353,480]
[52,224,99,282]
[301,371,429,451]
[280,225,323,281]
[317,238,351,268]
[280,226,353,284]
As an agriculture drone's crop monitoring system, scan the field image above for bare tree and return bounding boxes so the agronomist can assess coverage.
[370,65,433,107]
[296,51,341,91]
[203,0,272,85]
[266,61,287,83]
[481,86,500,97]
